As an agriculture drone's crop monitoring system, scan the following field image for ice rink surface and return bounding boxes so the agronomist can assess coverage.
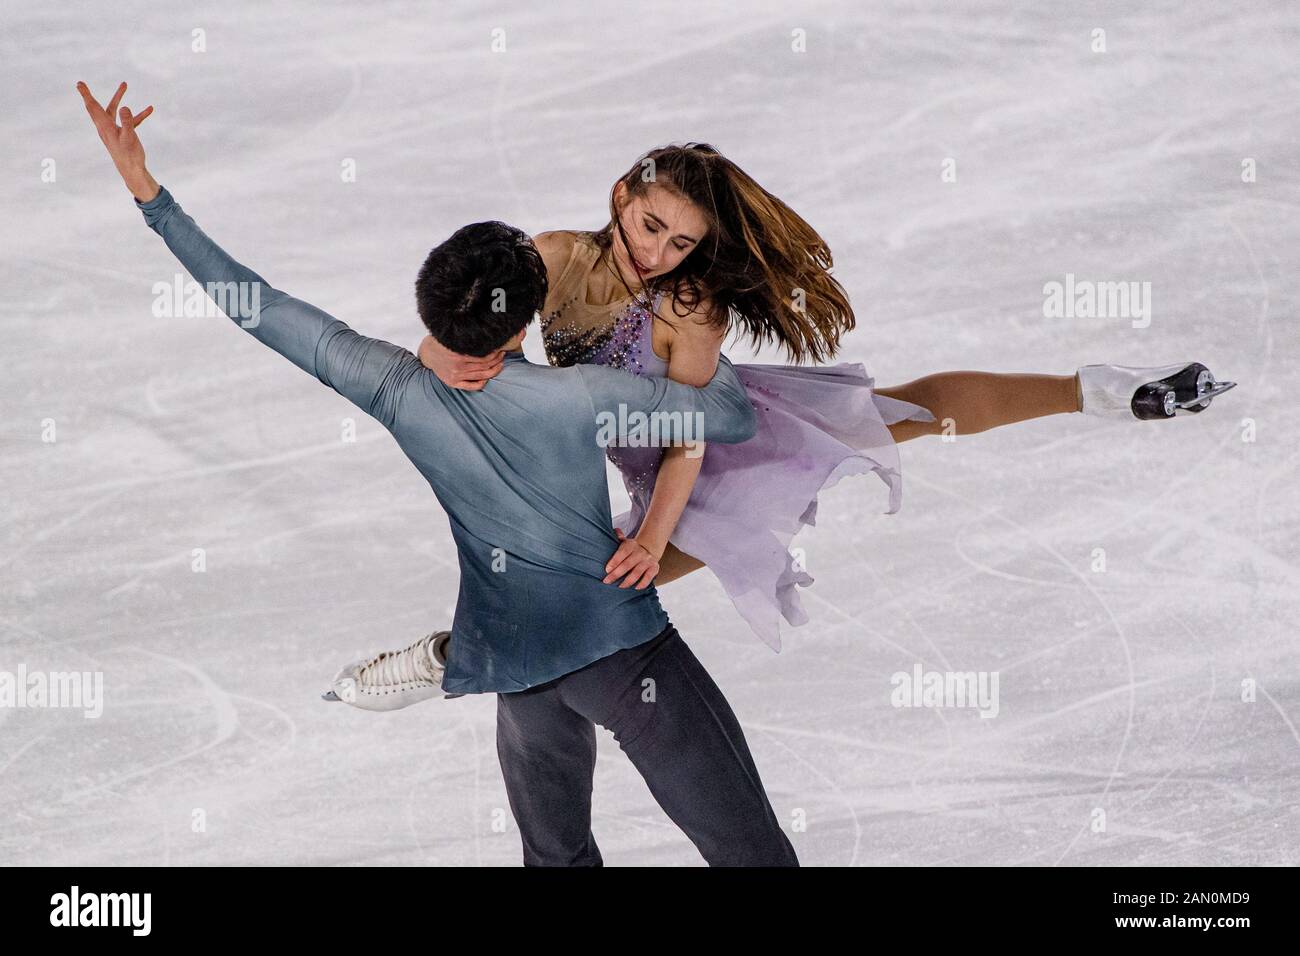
[2,0,1297,865]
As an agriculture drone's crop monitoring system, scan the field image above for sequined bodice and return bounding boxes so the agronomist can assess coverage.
[539,232,670,513]
[540,232,668,378]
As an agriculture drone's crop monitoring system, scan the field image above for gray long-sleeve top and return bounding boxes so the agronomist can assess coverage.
[135,186,757,693]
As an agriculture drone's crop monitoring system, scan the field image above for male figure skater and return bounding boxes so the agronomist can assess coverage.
[78,80,798,866]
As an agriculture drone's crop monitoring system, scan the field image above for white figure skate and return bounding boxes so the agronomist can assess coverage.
[1076,362,1236,421]
[322,630,462,710]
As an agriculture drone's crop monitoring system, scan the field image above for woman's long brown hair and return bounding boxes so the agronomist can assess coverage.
[589,142,855,364]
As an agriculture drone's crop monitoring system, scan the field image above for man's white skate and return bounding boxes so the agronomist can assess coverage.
[321,630,462,710]
[1076,362,1237,421]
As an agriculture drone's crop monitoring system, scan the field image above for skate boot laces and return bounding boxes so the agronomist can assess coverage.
[357,633,442,693]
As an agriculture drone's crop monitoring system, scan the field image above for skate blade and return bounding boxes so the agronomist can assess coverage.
[321,689,342,702]
[1174,380,1237,409]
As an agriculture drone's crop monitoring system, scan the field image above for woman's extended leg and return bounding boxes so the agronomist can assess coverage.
[876,370,1083,444]
[648,372,1079,585]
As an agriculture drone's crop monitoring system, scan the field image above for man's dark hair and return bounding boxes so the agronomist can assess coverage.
[416,221,548,357]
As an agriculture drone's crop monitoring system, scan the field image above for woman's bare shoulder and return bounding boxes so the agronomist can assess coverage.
[534,230,596,252]
[533,229,581,243]
[653,290,728,384]
[533,231,593,277]
[656,290,727,342]
[532,229,576,252]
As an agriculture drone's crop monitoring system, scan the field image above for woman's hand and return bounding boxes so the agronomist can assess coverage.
[418,334,505,391]
[76,80,159,202]
[603,527,660,589]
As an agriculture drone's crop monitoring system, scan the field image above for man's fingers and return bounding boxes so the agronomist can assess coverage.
[119,108,137,144]
[121,106,144,137]
[105,81,127,120]
[76,82,152,141]
[75,81,104,114]
[75,82,113,135]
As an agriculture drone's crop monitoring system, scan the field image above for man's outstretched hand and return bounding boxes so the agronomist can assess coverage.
[76,80,160,203]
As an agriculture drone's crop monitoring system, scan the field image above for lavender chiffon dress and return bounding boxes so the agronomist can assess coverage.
[541,234,935,651]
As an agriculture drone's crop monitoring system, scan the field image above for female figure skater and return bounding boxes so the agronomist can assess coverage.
[331,142,1234,711]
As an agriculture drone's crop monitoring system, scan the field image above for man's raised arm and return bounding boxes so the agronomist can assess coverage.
[575,355,758,447]
[135,185,417,428]
[74,80,416,428]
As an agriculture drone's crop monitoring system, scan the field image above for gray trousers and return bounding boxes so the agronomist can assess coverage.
[495,623,799,866]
